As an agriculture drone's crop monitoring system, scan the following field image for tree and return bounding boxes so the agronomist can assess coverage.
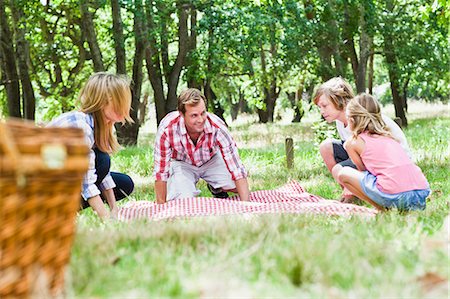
[9,0,36,119]
[144,0,193,125]
[377,0,448,126]
[0,0,21,117]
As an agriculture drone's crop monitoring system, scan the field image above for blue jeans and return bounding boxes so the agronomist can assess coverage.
[81,148,134,209]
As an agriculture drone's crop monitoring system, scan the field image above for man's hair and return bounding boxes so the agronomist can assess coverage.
[177,88,207,114]
[313,77,354,111]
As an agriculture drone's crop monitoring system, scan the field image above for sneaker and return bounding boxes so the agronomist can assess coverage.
[207,184,229,198]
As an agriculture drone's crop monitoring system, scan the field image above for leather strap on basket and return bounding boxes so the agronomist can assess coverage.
[0,121,26,187]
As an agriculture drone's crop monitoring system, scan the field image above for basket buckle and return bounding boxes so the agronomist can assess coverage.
[41,144,67,169]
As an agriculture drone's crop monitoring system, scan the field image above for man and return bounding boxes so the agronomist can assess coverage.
[153,88,250,204]
[313,77,410,202]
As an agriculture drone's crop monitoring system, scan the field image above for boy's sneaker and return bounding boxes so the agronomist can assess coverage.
[207,184,229,198]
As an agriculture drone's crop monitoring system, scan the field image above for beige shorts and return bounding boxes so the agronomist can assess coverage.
[166,153,236,200]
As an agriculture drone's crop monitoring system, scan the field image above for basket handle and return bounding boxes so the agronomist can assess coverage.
[0,121,25,187]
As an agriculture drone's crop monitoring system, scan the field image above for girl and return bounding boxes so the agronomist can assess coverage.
[313,77,410,202]
[336,93,430,211]
[48,72,134,219]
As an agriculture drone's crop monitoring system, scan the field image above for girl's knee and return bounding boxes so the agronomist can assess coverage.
[337,168,351,184]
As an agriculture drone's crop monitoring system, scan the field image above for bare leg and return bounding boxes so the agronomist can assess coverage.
[337,167,385,211]
[320,139,338,174]
[332,164,356,203]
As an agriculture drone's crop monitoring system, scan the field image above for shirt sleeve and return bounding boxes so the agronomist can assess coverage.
[336,120,352,141]
[79,123,102,200]
[98,173,116,192]
[153,129,173,181]
[382,114,412,159]
[216,127,247,181]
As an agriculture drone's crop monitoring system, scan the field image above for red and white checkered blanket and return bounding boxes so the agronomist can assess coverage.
[118,180,378,221]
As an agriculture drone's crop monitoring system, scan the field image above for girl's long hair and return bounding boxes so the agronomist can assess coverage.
[347,93,394,140]
[79,72,133,153]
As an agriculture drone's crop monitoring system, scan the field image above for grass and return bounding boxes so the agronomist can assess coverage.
[72,102,449,298]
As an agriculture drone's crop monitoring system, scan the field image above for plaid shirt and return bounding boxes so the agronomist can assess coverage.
[47,111,116,200]
[153,111,247,182]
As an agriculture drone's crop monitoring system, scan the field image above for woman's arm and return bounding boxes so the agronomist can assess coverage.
[87,195,110,219]
[102,188,118,218]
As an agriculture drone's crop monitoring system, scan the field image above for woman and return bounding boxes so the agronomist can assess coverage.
[48,72,134,219]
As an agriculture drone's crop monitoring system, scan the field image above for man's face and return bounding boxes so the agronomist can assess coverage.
[183,100,207,135]
[316,94,341,123]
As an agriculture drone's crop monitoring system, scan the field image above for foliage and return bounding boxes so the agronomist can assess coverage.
[311,119,339,146]
[0,0,448,129]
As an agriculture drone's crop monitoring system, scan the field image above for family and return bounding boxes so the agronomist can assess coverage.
[48,73,430,220]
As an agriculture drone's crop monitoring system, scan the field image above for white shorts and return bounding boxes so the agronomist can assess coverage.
[167,153,236,200]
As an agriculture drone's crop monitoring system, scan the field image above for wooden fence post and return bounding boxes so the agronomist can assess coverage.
[285,137,294,169]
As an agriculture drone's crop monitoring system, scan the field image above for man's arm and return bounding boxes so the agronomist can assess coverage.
[235,178,250,201]
[155,180,167,204]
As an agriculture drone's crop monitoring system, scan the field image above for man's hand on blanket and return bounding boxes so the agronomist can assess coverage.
[155,180,167,204]
[235,178,250,201]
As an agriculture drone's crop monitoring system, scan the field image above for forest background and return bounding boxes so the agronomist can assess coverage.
[1,0,448,139]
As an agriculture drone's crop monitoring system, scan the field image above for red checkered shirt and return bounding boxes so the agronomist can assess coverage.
[153,111,247,182]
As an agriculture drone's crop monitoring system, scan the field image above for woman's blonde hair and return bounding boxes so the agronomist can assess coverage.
[79,72,132,153]
[313,77,354,110]
[177,88,207,114]
[346,93,394,139]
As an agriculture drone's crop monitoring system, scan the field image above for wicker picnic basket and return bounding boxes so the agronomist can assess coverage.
[0,118,89,298]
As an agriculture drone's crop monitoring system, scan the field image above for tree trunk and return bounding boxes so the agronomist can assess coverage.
[165,3,189,113]
[355,5,371,93]
[186,8,201,89]
[80,0,105,71]
[368,51,374,94]
[9,0,35,120]
[144,1,191,125]
[230,92,239,121]
[115,0,145,145]
[111,0,126,74]
[384,35,407,127]
[204,80,226,125]
[144,1,166,124]
[383,0,407,127]
[257,40,279,123]
[287,89,304,123]
[402,77,410,113]
[0,0,21,117]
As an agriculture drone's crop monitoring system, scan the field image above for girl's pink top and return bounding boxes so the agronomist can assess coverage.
[359,132,429,194]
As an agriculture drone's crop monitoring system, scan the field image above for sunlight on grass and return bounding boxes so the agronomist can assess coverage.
[72,101,449,298]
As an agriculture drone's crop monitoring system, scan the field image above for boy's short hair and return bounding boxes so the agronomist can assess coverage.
[178,88,208,114]
[313,77,354,111]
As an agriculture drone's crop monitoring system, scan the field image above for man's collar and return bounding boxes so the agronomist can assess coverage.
[179,112,187,135]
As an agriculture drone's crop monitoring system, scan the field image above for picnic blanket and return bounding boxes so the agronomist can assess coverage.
[118,180,378,221]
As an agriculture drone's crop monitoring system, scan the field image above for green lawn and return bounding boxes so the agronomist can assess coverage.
[72,105,449,298]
